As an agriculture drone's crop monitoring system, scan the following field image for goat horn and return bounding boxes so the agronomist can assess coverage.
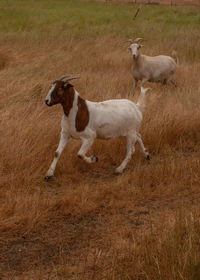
[58,75,71,81]
[134,38,143,43]
[63,76,80,83]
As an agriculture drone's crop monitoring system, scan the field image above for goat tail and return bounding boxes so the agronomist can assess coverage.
[172,50,179,65]
[136,87,151,112]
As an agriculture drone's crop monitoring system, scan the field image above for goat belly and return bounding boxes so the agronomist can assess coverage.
[95,113,141,139]
[96,126,127,139]
[89,100,142,138]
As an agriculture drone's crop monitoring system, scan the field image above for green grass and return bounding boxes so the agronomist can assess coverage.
[1,0,199,62]
[0,0,199,37]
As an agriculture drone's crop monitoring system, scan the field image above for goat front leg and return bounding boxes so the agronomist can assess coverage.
[45,130,69,181]
[141,78,148,87]
[78,137,98,163]
[115,134,136,174]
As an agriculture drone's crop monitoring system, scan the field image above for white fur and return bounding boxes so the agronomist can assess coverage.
[129,43,178,87]
[45,87,150,179]
[46,84,56,105]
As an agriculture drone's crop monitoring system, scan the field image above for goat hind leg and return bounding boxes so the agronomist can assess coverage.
[170,78,177,87]
[166,76,177,87]
[115,135,136,174]
[136,133,150,160]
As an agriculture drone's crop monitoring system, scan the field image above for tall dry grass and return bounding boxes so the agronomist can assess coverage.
[0,1,200,279]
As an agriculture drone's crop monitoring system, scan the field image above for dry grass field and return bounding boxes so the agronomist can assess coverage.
[0,0,200,279]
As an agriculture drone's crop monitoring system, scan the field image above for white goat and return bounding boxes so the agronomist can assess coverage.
[45,75,150,180]
[128,38,178,87]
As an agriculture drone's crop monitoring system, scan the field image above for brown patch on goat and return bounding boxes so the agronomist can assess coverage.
[62,84,75,117]
[75,96,89,132]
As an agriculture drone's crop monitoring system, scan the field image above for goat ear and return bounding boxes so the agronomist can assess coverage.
[140,44,144,48]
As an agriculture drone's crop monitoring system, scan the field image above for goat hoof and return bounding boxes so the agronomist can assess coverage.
[91,156,98,162]
[146,155,150,161]
[114,168,123,175]
[44,175,53,181]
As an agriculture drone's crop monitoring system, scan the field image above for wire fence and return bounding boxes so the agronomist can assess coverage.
[102,0,200,6]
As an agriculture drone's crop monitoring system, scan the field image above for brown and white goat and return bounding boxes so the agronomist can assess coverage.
[44,76,150,180]
[128,38,178,87]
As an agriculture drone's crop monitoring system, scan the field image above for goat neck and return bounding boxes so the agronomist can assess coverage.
[132,52,143,66]
[61,84,76,116]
